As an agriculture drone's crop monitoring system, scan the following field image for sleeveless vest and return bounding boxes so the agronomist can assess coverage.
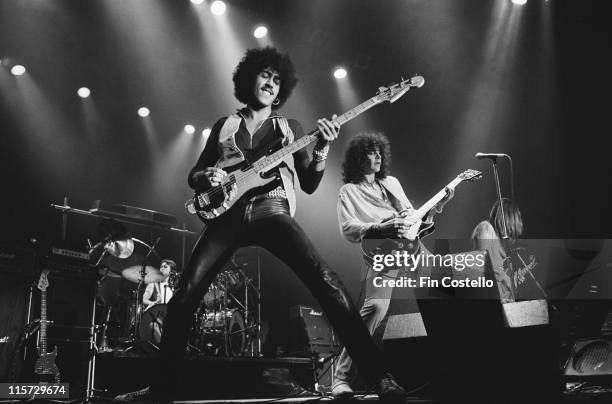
[216,114,298,216]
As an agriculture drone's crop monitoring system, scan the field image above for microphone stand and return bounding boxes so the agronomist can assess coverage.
[489,156,509,240]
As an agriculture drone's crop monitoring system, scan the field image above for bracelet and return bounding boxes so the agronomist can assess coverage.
[312,144,330,162]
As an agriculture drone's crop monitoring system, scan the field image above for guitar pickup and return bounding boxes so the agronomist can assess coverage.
[197,193,211,206]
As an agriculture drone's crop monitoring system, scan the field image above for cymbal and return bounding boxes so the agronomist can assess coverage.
[122,265,165,284]
[105,238,134,258]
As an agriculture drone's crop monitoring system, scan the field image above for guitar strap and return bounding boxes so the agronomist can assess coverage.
[217,113,298,217]
[378,177,414,211]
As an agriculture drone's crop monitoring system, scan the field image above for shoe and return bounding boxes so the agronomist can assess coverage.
[377,373,405,402]
[331,380,354,398]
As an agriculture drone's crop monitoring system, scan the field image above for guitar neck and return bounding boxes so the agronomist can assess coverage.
[253,97,380,172]
[415,177,463,218]
[40,290,47,354]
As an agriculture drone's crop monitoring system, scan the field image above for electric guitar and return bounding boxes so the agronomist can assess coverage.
[504,252,537,289]
[361,169,483,263]
[34,269,60,383]
[186,75,425,221]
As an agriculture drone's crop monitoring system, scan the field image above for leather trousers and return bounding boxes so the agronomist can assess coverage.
[156,198,386,393]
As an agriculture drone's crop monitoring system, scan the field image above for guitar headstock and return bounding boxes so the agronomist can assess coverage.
[37,269,50,292]
[458,169,483,182]
[374,76,425,104]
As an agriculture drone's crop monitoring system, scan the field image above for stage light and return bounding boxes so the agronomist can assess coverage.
[138,107,150,117]
[253,26,268,39]
[190,0,204,4]
[511,0,527,5]
[210,1,226,15]
[202,128,211,138]
[10,65,26,76]
[184,124,195,134]
[333,67,347,79]
[77,87,91,99]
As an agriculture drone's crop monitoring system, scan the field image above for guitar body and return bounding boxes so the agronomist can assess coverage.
[361,222,435,266]
[34,347,60,382]
[360,168,482,266]
[35,270,60,383]
[190,158,279,221]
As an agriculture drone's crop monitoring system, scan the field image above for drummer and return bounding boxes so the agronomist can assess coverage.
[142,259,177,310]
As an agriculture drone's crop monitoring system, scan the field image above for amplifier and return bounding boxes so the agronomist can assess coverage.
[288,306,339,355]
[46,243,95,280]
[51,247,90,262]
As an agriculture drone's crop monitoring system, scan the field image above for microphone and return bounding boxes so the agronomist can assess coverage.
[475,152,508,160]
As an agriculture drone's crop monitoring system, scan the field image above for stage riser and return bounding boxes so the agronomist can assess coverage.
[94,356,315,399]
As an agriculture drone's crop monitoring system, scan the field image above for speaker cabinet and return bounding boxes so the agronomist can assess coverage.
[287,306,340,390]
[564,337,612,379]
[0,244,35,381]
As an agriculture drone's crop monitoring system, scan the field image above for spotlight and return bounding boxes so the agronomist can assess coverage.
[10,65,26,76]
[184,124,195,134]
[202,128,211,138]
[77,87,91,99]
[138,107,150,117]
[511,0,527,4]
[253,26,268,39]
[190,0,204,4]
[333,67,347,79]
[210,1,226,15]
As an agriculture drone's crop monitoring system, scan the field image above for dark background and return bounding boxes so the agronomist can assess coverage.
[1,0,610,316]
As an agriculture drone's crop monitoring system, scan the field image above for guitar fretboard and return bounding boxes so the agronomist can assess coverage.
[415,176,464,218]
[253,97,380,172]
[40,290,47,354]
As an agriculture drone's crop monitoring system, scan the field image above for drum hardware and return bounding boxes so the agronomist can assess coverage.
[97,267,121,279]
[118,237,163,353]
[47,202,194,402]
[98,307,112,354]
[188,250,263,357]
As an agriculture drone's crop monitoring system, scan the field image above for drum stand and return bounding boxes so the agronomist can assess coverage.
[224,266,262,357]
[124,238,161,353]
[84,251,111,402]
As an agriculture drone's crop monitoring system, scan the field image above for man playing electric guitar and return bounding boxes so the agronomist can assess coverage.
[332,132,454,397]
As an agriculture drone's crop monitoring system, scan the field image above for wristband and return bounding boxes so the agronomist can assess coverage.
[312,144,330,162]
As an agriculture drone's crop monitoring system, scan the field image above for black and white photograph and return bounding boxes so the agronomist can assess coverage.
[0,0,610,403]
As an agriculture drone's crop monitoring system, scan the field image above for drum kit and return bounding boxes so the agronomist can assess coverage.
[191,265,259,357]
[92,220,261,357]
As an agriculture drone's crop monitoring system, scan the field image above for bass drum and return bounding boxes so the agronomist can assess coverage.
[227,310,246,356]
[138,303,167,352]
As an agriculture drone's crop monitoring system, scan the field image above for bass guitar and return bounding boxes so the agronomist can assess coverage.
[186,76,425,221]
[34,269,60,383]
[361,169,482,263]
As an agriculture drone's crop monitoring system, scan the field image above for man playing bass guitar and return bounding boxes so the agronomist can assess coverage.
[149,48,405,402]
